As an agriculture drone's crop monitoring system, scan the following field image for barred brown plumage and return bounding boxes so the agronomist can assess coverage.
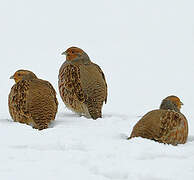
[58,47,107,119]
[128,96,188,145]
[9,70,58,130]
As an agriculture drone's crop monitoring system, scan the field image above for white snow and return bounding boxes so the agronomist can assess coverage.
[0,0,194,179]
[1,111,194,180]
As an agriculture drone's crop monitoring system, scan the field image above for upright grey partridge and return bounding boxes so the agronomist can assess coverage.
[58,47,107,119]
[129,96,188,145]
[9,70,58,130]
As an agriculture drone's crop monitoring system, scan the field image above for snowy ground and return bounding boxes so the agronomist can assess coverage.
[0,109,194,180]
[1,0,194,179]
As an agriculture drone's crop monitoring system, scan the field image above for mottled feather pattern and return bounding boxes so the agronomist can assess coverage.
[27,79,58,130]
[59,63,85,112]
[9,80,30,124]
[158,111,188,145]
[45,81,59,109]
[9,78,58,130]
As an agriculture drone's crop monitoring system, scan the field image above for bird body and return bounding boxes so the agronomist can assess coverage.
[58,47,107,119]
[9,70,58,130]
[129,96,188,145]
[130,109,188,145]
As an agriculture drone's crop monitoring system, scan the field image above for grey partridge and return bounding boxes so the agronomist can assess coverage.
[9,70,58,130]
[58,47,107,119]
[129,96,188,145]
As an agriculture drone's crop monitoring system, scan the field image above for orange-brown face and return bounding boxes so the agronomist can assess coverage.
[165,95,183,110]
[10,70,37,83]
[62,47,85,61]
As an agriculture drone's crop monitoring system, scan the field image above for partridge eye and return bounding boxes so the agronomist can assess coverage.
[18,73,21,76]
[71,51,74,54]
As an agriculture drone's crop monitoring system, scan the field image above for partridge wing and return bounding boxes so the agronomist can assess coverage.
[79,63,107,119]
[8,81,31,123]
[58,63,86,109]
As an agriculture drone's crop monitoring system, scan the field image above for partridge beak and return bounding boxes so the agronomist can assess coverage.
[181,101,184,105]
[61,51,67,55]
[10,75,14,79]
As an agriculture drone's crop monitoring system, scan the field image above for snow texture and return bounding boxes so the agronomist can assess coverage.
[0,0,194,179]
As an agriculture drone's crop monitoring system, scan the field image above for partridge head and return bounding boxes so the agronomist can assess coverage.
[61,47,91,64]
[10,70,37,83]
[160,95,183,112]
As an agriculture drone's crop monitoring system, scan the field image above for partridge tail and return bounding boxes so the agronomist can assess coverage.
[32,116,49,130]
[87,102,102,120]
[35,122,49,130]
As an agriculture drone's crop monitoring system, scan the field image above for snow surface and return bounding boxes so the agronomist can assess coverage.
[1,0,194,179]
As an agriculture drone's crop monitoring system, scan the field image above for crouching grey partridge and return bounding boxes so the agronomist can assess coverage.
[58,47,107,119]
[9,70,58,130]
[129,96,188,145]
